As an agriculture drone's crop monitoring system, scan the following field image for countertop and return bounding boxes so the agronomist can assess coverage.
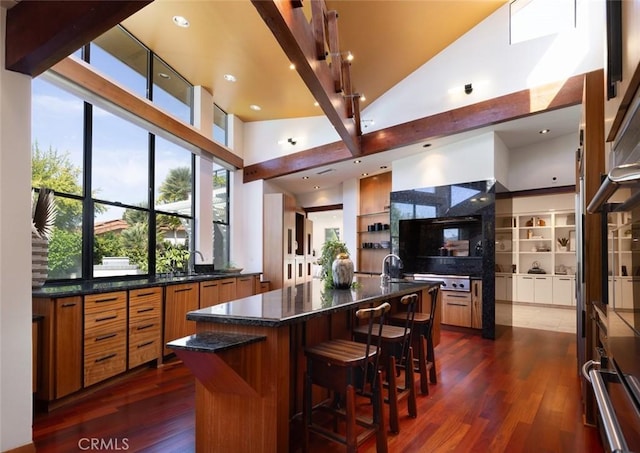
[187,275,441,327]
[32,271,262,298]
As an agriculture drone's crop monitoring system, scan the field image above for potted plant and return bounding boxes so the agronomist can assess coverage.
[318,239,353,289]
[557,237,569,252]
[31,188,56,288]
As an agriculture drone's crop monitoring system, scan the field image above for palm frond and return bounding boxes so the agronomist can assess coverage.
[32,188,57,240]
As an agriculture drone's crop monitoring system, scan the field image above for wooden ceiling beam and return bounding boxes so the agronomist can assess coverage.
[251,0,361,156]
[5,0,152,77]
[243,73,587,183]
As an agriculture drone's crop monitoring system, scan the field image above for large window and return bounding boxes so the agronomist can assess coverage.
[31,26,203,282]
[212,165,229,268]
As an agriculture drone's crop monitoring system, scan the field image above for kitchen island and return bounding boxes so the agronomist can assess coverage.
[167,275,441,453]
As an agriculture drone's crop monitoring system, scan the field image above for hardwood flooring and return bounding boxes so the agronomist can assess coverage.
[33,326,603,453]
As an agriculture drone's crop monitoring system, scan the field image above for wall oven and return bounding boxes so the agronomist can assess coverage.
[586,162,640,452]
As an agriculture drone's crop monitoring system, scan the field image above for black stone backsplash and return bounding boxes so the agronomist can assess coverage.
[390,180,496,339]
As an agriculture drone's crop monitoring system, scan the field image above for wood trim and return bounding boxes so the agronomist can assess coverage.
[250,0,360,156]
[495,185,575,200]
[243,73,586,183]
[304,203,343,213]
[606,60,640,142]
[49,57,243,169]
[3,443,36,453]
[5,0,151,77]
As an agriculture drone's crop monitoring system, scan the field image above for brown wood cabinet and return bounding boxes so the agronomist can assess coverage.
[164,283,199,355]
[263,193,297,289]
[218,277,237,303]
[357,173,391,274]
[33,295,83,401]
[441,291,472,328]
[471,280,483,329]
[128,287,163,369]
[199,279,220,308]
[84,291,127,387]
[236,275,256,298]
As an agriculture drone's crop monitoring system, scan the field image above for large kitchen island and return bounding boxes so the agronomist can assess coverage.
[167,275,441,453]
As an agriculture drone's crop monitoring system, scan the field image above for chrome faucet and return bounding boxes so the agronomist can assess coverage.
[381,253,402,286]
[188,250,205,274]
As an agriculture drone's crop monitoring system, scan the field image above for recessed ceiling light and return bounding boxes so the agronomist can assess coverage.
[380,165,388,169]
[158,72,170,80]
[302,176,309,180]
[423,143,432,148]
[361,172,369,176]
[539,129,550,134]
[289,63,296,70]
[313,101,319,107]
[223,74,237,82]
[172,15,190,28]
[249,104,261,111]
[353,160,361,164]
[314,185,320,190]
[359,94,366,102]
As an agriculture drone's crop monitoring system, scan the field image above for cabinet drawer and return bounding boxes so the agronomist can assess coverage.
[441,292,471,327]
[129,328,161,369]
[129,321,161,344]
[129,296,161,324]
[129,287,162,309]
[84,342,127,387]
[84,327,126,357]
[85,306,127,334]
[84,291,127,315]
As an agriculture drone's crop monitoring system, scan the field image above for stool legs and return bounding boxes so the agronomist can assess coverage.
[387,348,417,434]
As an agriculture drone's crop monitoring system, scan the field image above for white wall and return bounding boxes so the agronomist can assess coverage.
[392,133,497,191]
[507,132,578,191]
[193,86,214,263]
[296,184,343,208]
[0,7,34,450]
[494,134,510,188]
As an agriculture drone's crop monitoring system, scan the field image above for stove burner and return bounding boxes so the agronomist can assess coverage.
[413,273,471,292]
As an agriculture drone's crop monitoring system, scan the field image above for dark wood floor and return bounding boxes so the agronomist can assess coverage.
[33,326,604,453]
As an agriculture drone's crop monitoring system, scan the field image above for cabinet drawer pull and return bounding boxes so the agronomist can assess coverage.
[523,277,533,280]
[559,278,570,281]
[137,340,154,349]
[447,303,468,307]
[239,278,251,282]
[137,307,154,314]
[222,281,234,285]
[134,291,156,297]
[95,314,118,322]
[93,296,118,303]
[61,302,77,308]
[446,294,469,299]
[202,283,218,288]
[95,353,117,363]
[95,333,117,341]
[136,323,155,331]
[173,287,193,293]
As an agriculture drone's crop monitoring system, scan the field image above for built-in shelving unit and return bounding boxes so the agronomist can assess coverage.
[495,203,577,306]
[357,173,391,273]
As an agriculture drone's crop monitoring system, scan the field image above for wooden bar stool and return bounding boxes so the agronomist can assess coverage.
[388,286,439,395]
[303,302,390,453]
[352,294,418,434]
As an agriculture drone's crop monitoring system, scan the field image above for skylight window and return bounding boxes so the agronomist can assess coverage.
[509,0,575,45]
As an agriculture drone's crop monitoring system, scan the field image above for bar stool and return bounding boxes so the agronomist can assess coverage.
[388,286,439,395]
[352,294,418,434]
[303,302,390,453]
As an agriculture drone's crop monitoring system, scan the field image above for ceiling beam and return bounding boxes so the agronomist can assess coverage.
[5,0,152,77]
[243,72,587,183]
[251,0,361,156]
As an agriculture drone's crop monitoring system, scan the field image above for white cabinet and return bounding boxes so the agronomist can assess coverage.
[516,275,552,304]
[495,274,513,302]
[552,276,575,306]
[612,277,634,309]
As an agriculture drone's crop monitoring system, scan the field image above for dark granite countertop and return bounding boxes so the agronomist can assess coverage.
[166,331,266,354]
[32,272,262,298]
[187,276,440,327]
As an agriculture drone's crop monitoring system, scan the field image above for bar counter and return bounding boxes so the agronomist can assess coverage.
[168,276,441,453]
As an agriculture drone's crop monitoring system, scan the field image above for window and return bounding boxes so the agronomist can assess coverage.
[510,0,575,45]
[213,104,228,145]
[32,25,201,282]
[212,165,229,268]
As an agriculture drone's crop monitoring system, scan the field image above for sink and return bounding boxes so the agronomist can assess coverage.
[193,264,215,274]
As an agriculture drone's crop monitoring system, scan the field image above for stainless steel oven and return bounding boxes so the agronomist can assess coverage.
[586,162,640,452]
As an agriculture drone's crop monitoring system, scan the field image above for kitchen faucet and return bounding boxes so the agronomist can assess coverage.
[188,250,205,274]
[381,253,402,286]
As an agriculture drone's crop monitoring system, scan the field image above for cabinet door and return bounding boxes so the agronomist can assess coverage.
[552,277,573,306]
[219,278,237,303]
[129,288,162,369]
[199,280,220,308]
[55,296,82,399]
[620,277,634,309]
[164,283,199,356]
[236,276,254,298]
[471,280,483,329]
[441,292,471,327]
[533,276,553,304]
[516,276,534,302]
[495,275,507,301]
